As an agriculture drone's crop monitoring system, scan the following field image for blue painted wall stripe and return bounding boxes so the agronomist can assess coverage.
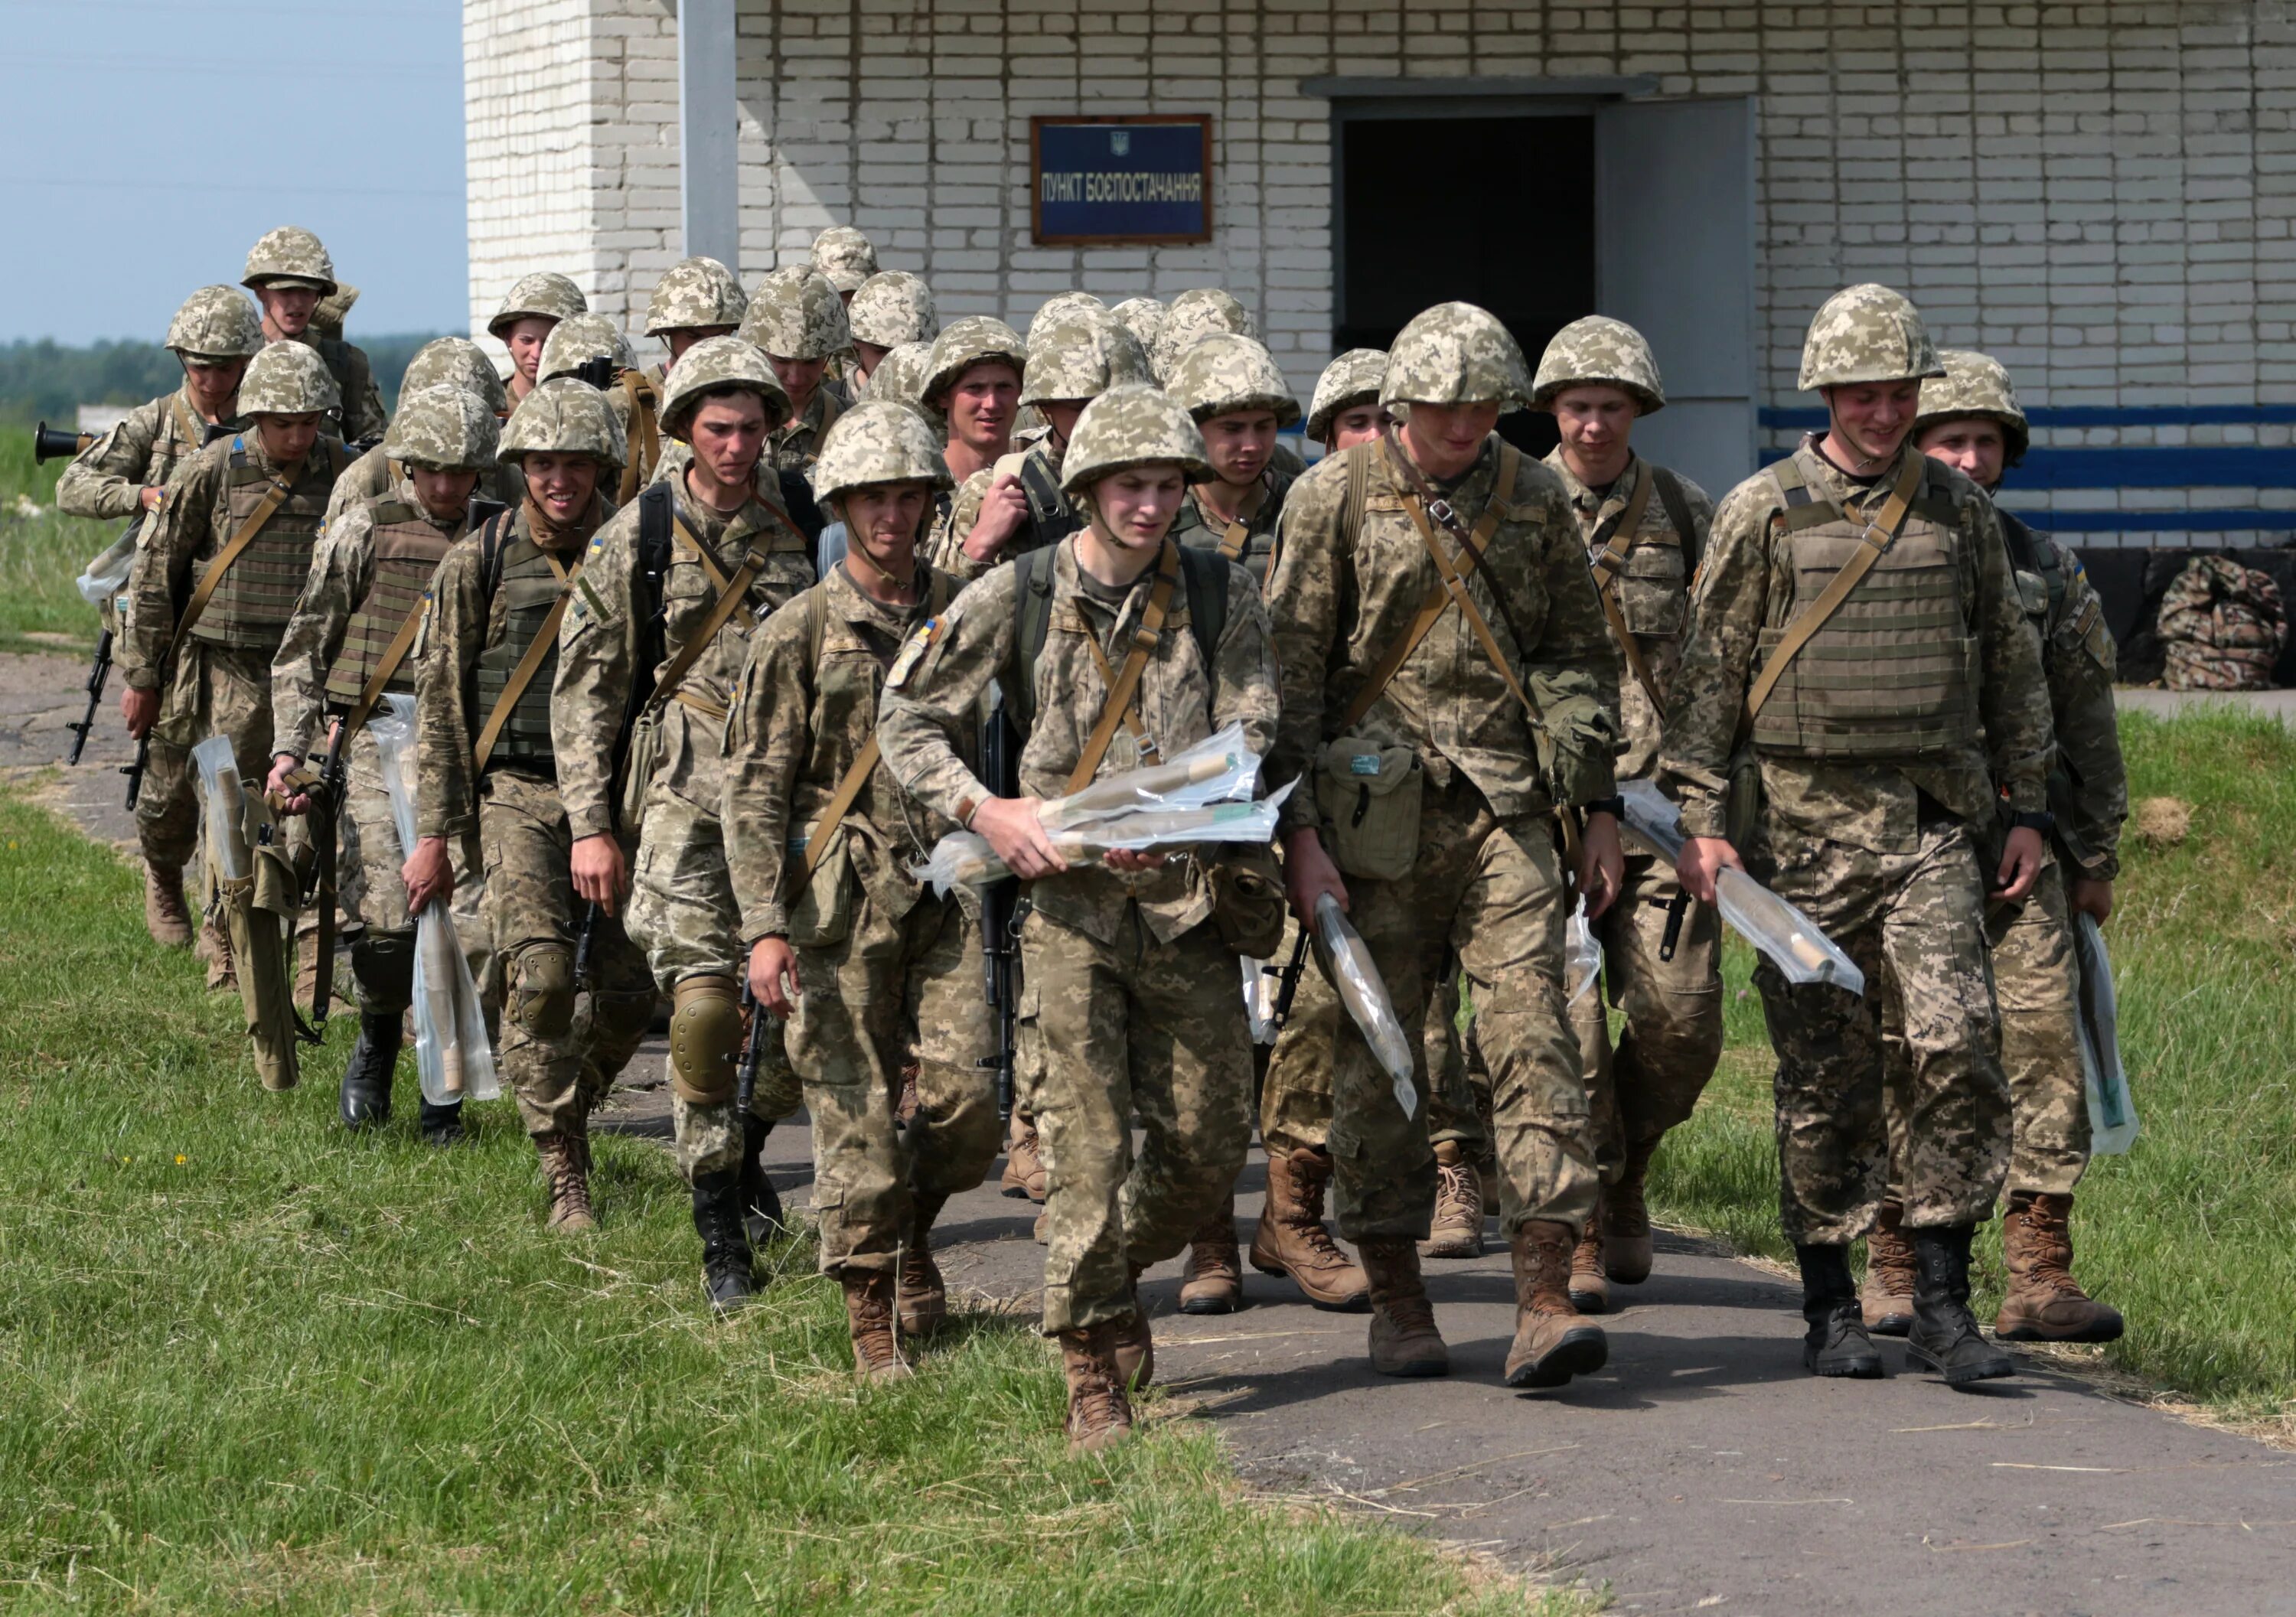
[2011,508,2296,534]
[1760,404,2296,430]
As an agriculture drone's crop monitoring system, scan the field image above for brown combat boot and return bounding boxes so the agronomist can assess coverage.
[897,1192,949,1336]
[1420,1139,1486,1259]
[145,863,193,948]
[1605,1138,1657,1283]
[1861,1198,1917,1337]
[1058,1321,1133,1454]
[1356,1237,1450,1377]
[200,914,236,992]
[536,1132,595,1232]
[1248,1148,1370,1311]
[1111,1263,1155,1390]
[1505,1220,1610,1389]
[1996,1192,2125,1343]
[1568,1196,1610,1315]
[843,1269,914,1383]
[1001,1113,1047,1202]
[1179,1198,1243,1315]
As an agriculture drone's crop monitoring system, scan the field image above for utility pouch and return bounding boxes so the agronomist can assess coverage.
[1724,745,1763,853]
[1316,736,1424,882]
[1205,843,1287,959]
[784,833,854,950]
[617,709,664,826]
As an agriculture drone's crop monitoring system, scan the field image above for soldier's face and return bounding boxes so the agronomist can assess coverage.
[1916,419,2007,491]
[521,452,600,523]
[853,340,891,379]
[1400,401,1500,479]
[504,318,556,383]
[411,466,483,520]
[181,355,249,410]
[768,353,828,410]
[254,412,321,465]
[843,481,931,563]
[1041,403,1087,446]
[1551,385,1638,471]
[687,393,770,487]
[1325,402,1391,452]
[947,362,1021,450]
[1090,465,1187,551]
[1202,409,1278,487]
[257,284,320,336]
[667,327,736,362]
[1823,380,1923,463]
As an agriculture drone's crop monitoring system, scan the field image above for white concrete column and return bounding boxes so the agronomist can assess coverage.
[677,0,739,274]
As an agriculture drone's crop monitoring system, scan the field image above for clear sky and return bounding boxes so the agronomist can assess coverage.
[0,0,468,344]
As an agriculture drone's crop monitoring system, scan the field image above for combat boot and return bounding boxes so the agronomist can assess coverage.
[536,1132,595,1232]
[1112,1263,1155,1390]
[1179,1198,1243,1314]
[1605,1137,1656,1283]
[691,1169,757,1312]
[1503,1221,1609,1388]
[145,863,193,948]
[1420,1139,1486,1259]
[898,1192,950,1335]
[338,1010,400,1130]
[844,1269,913,1383]
[1906,1224,2017,1387]
[418,1100,465,1148]
[1058,1321,1133,1454]
[1356,1237,1450,1377]
[1995,1192,2124,1343]
[1001,1113,1047,1202]
[739,1113,785,1246]
[1568,1195,1610,1315]
[201,913,236,992]
[1249,1147,1370,1311]
[1860,1198,1917,1337]
[1796,1243,1884,1377]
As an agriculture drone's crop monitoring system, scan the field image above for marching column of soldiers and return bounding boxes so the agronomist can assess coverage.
[60,220,2130,1451]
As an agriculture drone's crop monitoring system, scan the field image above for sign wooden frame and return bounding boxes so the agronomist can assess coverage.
[1029,114,1215,246]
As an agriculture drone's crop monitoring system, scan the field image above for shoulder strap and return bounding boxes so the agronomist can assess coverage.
[643,514,771,717]
[1065,539,1183,794]
[1175,543,1228,675]
[1205,479,1267,562]
[472,523,576,772]
[817,387,844,440]
[1586,461,1664,709]
[168,390,204,452]
[619,370,659,506]
[168,455,301,650]
[1006,543,1058,735]
[481,507,510,597]
[1652,466,1700,575]
[339,594,432,740]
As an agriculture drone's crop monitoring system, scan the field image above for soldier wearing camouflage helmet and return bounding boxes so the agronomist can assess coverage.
[1162,333,1300,588]
[919,317,1027,552]
[724,403,994,1380]
[326,337,520,528]
[241,226,388,443]
[861,341,940,427]
[1846,350,2127,1348]
[1109,297,1166,358]
[265,385,503,1144]
[1304,349,1392,450]
[643,256,748,396]
[1662,287,2054,1388]
[879,382,1279,1453]
[1267,300,1626,1392]
[740,269,853,471]
[488,272,589,405]
[1150,288,1257,380]
[846,272,938,393]
[553,335,814,1310]
[540,313,662,503]
[808,226,879,299]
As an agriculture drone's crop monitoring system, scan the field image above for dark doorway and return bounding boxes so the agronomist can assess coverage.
[1337,114,1595,456]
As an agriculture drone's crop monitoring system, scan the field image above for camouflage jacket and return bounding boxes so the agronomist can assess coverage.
[1658,439,2053,854]
[292,331,389,444]
[2001,510,2128,881]
[930,436,1072,584]
[1266,432,1622,839]
[551,474,814,840]
[325,441,523,529]
[723,562,970,943]
[766,382,850,474]
[54,384,242,521]
[1543,448,1714,780]
[878,535,1280,947]
[1169,466,1295,588]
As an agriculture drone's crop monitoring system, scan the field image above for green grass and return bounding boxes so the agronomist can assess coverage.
[0,794,1591,1615]
[1651,706,2296,1417]
[0,429,113,651]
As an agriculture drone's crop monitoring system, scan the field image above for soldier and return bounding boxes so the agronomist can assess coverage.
[1661,285,2053,1387]
[1149,289,1257,384]
[863,341,940,427]
[879,383,1279,1452]
[240,227,388,444]
[725,403,996,1378]
[553,337,814,1309]
[539,314,660,507]
[1269,302,1626,1389]
[326,338,514,527]
[920,317,1029,551]
[1109,297,1167,360]
[1163,333,1299,586]
[809,226,879,305]
[265,385,503,1144]
[846,272,938,395]
[1304,349,1391,451]
[741,270,851,471]
[488,272,588,406]
[414,377,655,1227]
[1852,350,2127,1345]
[637,258,748,494]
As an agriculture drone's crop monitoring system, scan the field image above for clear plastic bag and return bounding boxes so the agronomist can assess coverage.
[913,781,1294,893]
[1040,721,1262,828]
[1564,898,1602,1009]
[2073,913,2138,1156]
[1241,955,1277,1045]
[370,696,501,1107]
[1315,893,1415,1117]
[75,530,137,608]
[191,735,250,882]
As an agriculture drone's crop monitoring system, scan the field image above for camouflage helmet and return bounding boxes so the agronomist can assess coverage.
[1110,296,1167,354]
[1059,383,1212,495]
[487,271,588,338]
[499,376,626,468]
[808,226,879,293]
[1306,348,1388,442]
[538,314,638,383]
[645,256,748,337]
[1381,302,1532,413]
[1532,315,1665,414]
[383,383,501,473]
[846,271,938,349]
[237,340,342,416]
[165,286,264,360]
[739,269,851,360]
[660,336,792,438]
[862,341,941,425]
[1797,283,1945,391]
[1913,349,2030,463]
[1026,291,1108,346]
[402,336,509,416]
[808,401,955,507]
[1165,333,1302,429]
[240,225,338,295]
[1020,313,1154,408]
[1151,288,1258,380]
[922,316,1029,406]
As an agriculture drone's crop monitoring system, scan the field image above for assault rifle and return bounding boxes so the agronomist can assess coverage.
[978,699,1021,1123]
[1266,927,1311,1034]
[735,978,768,1119]
[67,628,111,765]
[573,901,599,991]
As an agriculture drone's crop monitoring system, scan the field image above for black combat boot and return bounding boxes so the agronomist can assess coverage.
[338,1011,402,1130]
[739,1114,784,1247]
[692,1169,758,1312]
[1796,1243,1884,1378]
[418,1099,465,1148]
[1906,1223,2017,1387]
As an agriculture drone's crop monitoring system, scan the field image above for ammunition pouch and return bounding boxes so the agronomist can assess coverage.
[668,973,743,1105]
[1205,844,1287,960]
[509,942,576,1038]
[784,833,853,950]
[1314,736,1424,882]
[351,931,418,1013]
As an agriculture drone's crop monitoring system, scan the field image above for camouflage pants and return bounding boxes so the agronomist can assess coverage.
[338,725,493,1015]
[1423,971,1496,1158]
[790,886,999,1277]
[1750,819,2012,1244]
[480,768,655,1139]
[1025,905,1254,1335]
[1328,778,1595,1243]
[1568,853,1724,1179]
[1884,858,2089,1199]
[138,639,280,872]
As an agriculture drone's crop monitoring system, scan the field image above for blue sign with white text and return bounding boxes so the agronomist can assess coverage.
[1033,119,1212,245]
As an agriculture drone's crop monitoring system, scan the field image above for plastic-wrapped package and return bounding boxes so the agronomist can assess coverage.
[2073,913,2138,1156]
[191,735,250,882]
[369,696,501,1107]
[1315,893,1416,1116]
[1564,898,1602,1009]
[1241,955,1277,1045]
[913,781,1294,894]
[75,531,137,608]
[1042,722,1261,827]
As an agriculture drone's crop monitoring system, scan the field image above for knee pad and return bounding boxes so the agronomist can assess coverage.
[668,974,742,1104]
[508,943,576,1039]
[350,931,417,1012]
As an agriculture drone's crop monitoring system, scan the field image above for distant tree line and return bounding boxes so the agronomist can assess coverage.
[0,334,446,428]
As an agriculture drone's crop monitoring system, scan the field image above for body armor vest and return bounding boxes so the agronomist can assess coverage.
[325,500,459,709]
[1750,457,1981,761]
[471,523,574,766]
[191,442,343,649]
[1175,467,1290,587]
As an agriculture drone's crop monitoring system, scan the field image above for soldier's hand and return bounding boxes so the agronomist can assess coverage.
[974,796,1066,878]
[2070,875,2114,924]
[140,486,167,513]
[748,935,801,1016]
[1283,827,1349,923]
[962,474,1030,562]
[571,833,630,914]
[1676,836,1742,906]
[1104,848,1167,873]
[121,683,158,740]
[265,753,311,817]
[1579,810,1626,920]
[402,834,455,914]
[1993,826,2044,902]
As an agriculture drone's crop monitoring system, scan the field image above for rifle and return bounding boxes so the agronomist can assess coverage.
[735,977,768,1118]
[34,422,95,463]
[573,901,598,990]
[1266,927,1311,1033]
[302,719,353,1029]
[572,356,618,392]
[67,627,112,765]
[978,701,1021,1122]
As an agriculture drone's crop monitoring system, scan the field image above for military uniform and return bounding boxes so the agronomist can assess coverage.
[56,385,243,527]
[241,226,389,443]
[846,271,938,399]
